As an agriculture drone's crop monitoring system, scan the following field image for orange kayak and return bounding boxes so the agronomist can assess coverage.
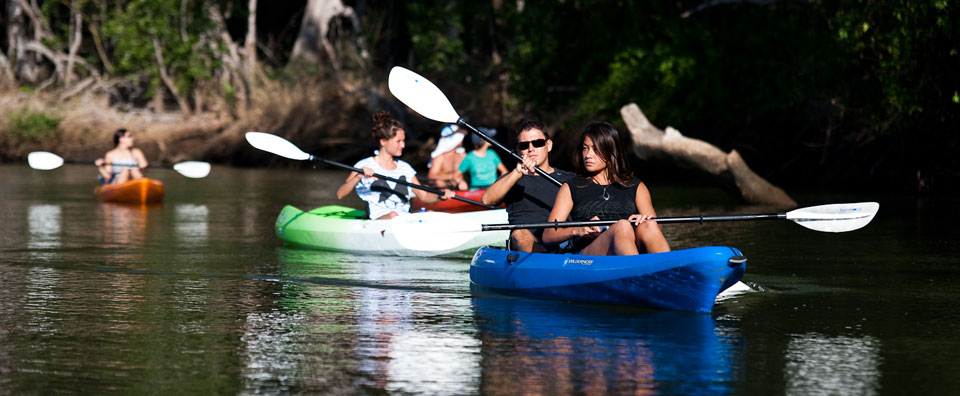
[410,189,502,213]
[94,178,164,205]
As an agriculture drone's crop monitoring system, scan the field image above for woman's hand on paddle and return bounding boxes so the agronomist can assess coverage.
[338,167,375,199]
[573,216,603,238]
[629,214,655,227]
[94,158,105,167]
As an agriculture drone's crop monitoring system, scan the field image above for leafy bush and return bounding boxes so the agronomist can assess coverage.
[5,110,62,141]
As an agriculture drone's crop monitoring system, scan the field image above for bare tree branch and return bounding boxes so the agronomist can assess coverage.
[152,37,192,114]
[244,0,258,85]
[180,0,189,41]
[60,76,95,100]
[16,0,51,40]
[0,52,14,83]
[64,0,83,87]
[22,40,63,89]
[291,0,358,69]
[207,4,251,109]
[88,23,114,74]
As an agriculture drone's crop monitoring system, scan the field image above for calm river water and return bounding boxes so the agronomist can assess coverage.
[1,163,958,395]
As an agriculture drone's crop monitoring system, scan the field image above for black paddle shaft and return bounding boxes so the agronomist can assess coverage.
[457,119,563,187]
[480,213,788,231]
[310,156,498,209]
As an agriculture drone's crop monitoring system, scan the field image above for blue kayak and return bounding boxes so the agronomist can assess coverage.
[470,246,746,312]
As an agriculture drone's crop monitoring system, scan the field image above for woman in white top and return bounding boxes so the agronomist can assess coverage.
[336,111,454,219]
[95,129,148,184]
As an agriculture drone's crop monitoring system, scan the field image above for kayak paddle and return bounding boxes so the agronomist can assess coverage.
[391,202,880,251]
[27,151,211,178]
[244,132,499,210]
[388,66,562,186]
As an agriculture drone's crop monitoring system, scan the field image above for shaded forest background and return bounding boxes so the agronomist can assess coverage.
[1,0,957,195]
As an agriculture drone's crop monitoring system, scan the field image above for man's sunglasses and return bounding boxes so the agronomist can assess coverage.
[516,139,547,151]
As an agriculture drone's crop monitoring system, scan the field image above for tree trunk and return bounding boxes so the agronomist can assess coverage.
[291,0,355,68]
[0,51,13,85]
[9,0,58,85]
[206,4,249,111]
[152,37,191,114]
[87,22,114,74]
[23,40,61,89]
[244,0,257,85]
[620,103,796,208]
[63,0,82,87]
[6,0,27,81]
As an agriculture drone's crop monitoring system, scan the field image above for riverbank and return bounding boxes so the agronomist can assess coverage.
[3,84,955,197]
[0,81,443,170]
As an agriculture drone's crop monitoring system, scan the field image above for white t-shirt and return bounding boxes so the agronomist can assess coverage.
[354,156,417,219]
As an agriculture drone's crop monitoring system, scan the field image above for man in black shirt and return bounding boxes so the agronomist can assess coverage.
[482,120,575,252]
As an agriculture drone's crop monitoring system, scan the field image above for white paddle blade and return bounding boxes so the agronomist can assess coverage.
[245,132,311,161]
[786,202,879,232]
[390,211,482,251]
[172,161,211,178]
[27,151,65,170]
[388,67,460,123]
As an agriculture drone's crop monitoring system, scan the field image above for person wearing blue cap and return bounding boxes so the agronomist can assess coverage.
[458,127,508,190]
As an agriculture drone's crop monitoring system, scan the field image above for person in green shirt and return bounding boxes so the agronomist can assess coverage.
[458,127,508,190]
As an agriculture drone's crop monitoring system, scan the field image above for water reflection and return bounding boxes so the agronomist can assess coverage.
[175,204,209,244]
[6,163,957,394]
[240,248,482,394]
[28,204,61,260]
[240,248,351,393]
[353,273,480,394]
[241,206,258,238]
[98,203,150,248]
[785,333,881,395]
[23,267,62,334]
[472,296,743,394]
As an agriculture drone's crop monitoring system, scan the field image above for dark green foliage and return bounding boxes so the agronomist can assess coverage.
[101,0,219,98]
[397,0,957,192]
[11,0,958,192]
[5,110,62,141]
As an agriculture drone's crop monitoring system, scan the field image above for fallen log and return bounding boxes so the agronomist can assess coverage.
[620,103,796,208]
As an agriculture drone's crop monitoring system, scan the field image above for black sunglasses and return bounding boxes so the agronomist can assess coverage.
[516,139,547,150]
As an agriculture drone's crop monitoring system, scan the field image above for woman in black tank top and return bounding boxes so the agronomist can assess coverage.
[542,122,670,255]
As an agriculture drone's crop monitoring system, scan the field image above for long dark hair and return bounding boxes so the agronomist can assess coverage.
[112,128,128,147]
[573,121,634,186]
[371,111,403,142]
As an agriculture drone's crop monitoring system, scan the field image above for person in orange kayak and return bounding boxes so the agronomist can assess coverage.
[336,111,455,220]
[95,128,148,185]
[542,121,670,255]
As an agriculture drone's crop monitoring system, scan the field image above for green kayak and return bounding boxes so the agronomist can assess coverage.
[275,205,508,256]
